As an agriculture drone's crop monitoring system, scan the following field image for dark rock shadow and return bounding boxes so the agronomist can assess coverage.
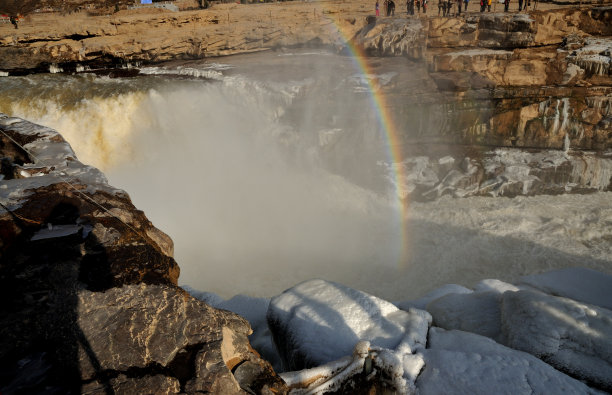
[0,201,113,394]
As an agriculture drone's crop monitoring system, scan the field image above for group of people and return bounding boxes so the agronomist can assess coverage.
[377,0,536,17]
[406,0,429,15]
[376,0,398,16]
[438,0,467,16]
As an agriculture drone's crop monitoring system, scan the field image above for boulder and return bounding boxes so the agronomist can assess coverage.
[416,327,601,395]
[267,279,431,371]
[501,290,612,391]
[518,267,612,311]
[0,114,287,394]
[427,291,504,341]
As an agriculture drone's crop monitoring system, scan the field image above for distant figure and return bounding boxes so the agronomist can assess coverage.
[438,0,445,15]
[384,0,389,14]
[480,0,486,12]
[416,0,421,12]
[408,0,415,15]
[487,0,492,11]
[504,0,510,11]
[518,0,523,10]
[422,0,428,12]
[464,0,469,11]
[388,0,396,15]
[376,0,380,16]
[447,0,453,15]
[457,0,462,15]
[9,16,18,29]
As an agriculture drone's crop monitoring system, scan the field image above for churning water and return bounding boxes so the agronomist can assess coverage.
[1,51,610,300]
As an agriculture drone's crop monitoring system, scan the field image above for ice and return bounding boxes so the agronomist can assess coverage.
[427,291,504,341]
[280,341,424,394]
[30,224,82,241]
[395,284,472,311]
[267,279,431,371]
[501,290,612,391]
[0,114,124,211]
[474,279,520,294]
[417,328,600,395]
[518,268,612,310]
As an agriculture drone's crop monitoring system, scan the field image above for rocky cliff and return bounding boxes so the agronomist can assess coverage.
[0,114,287,394]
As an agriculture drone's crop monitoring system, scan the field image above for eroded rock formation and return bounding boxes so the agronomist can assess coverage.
[0,114,287,394]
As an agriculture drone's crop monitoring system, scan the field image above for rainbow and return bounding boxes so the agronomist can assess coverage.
[320,11,410,265]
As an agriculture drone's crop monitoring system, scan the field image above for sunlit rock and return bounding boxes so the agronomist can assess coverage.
[501,290,612,391]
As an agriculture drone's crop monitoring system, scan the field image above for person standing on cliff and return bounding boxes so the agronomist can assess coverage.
[388,0,396,15]
[463,0,469,11]
[518,0,523,11]
[376,0,380,16]
[456,0,462,15]
[9,15,18,29]
[416,0,421,13]
[422,0,428,13]
[408,0,414,15]
[504,0,510,12]
[487,0,492,11]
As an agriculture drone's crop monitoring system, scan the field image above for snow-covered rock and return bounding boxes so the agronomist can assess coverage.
[416,328,601,395]
[427,291,504,341]
[280,341,425,394]
[518,268,612,311]
[501,290,612,391]
[474,279,520,294]
[396,283,472,311]
[267,279,431,371]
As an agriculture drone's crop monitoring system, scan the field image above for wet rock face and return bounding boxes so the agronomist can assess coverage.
[0,114,287,394]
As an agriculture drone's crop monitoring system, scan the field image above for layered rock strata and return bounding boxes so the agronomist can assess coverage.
[0,114,287,394]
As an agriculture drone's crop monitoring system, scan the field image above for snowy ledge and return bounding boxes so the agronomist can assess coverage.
[0,113,126,213]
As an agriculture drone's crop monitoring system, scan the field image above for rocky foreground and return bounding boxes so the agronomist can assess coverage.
[0,114,286,393]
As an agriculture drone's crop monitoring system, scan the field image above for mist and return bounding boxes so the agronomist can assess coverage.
[1,52,610,301]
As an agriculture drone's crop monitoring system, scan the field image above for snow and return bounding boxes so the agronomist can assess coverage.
[501,290,612,391]
[427,291,504,341]
[395,284,472,311]
[0,114,125,211]
[30,224,83,241]
[267,279,431,371]
[417,328,601,395]
[518,268,612,311]
[279,341,424,394]
[474,279,520,294]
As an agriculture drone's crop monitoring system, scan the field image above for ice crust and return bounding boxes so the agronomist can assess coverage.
[501,290,612,391]
[267,279,431,371]
[0,114,124,211]
[417,328,601,395]
[518,268,612,310]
